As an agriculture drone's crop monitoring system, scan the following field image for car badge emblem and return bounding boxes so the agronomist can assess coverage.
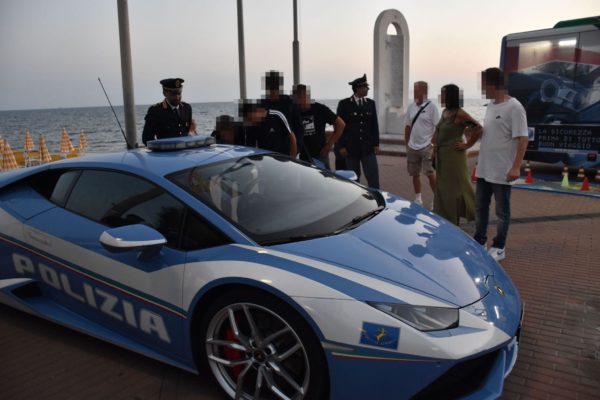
[495,285,505,296]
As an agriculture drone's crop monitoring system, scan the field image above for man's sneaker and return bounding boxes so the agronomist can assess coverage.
[488,247,506,262]
[414,197,423,206]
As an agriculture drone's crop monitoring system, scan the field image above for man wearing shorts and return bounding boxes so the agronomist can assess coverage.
[404,81,440,206]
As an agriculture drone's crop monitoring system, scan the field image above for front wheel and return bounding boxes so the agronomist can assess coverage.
[197,289,328,400]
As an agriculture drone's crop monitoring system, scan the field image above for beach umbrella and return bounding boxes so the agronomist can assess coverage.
[39,134,52,163]
[79,129,89,152]
[24,128,35,152]
[60,128,75,154]
[2,140,19,171]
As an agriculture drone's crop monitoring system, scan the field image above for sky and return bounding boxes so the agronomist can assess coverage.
[1,0,599,111]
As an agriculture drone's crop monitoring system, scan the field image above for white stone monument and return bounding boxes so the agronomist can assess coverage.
[374,10,410,135]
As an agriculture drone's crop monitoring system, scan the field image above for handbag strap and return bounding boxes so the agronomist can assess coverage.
[410,101,430,128]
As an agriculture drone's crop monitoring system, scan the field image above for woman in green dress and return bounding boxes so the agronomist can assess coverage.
[433,84,482,225]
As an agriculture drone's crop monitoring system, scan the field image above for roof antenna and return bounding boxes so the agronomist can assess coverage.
[98,77,133,149]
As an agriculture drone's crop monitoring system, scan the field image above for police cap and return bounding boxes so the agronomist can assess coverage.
[348,74,368,88]
[160,78,184,90]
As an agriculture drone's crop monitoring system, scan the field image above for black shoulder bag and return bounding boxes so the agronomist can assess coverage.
[410,101,431,129]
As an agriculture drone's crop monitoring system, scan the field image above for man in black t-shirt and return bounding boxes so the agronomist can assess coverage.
[239,101,297,157]
[260,71,308,160]
[292,84,345,169]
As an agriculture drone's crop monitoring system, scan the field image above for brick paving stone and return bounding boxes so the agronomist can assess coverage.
[1,155,599,399]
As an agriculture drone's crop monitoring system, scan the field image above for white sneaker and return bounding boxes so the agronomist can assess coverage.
[414,197,423,206]
[488,247,506,262]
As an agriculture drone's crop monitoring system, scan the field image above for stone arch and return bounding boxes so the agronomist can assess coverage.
[374,10,410,134]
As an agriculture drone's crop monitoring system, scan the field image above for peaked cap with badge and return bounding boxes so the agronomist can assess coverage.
[161,78,184,90]
[348,74,369,89]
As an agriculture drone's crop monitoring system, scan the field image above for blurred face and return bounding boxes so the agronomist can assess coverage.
[414,84,427,105]
[164,88,182,106]
[439,88,446,107]
[481,73,498,100]
[245,108,267,125]
[294,90,311,110]
[355,84,369,98]
[220,128,235,144]
[266,88,280,100]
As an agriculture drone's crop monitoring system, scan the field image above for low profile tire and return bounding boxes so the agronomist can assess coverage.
[197,289,328,400]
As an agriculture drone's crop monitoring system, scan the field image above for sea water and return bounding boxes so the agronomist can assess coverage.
[0,99,488,153]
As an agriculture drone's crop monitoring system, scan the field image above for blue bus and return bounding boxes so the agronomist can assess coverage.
[500,16,600,168]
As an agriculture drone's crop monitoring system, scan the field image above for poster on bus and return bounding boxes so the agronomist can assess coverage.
[502,25,600,165]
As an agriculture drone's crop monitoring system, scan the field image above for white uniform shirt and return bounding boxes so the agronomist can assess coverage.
[476,97,528,185]
[404,100,440,150]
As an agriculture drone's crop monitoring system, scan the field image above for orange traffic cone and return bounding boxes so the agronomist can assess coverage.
[524,161,531,173]
[594,169,600,183]
[561,173,570,188]
[525,169,533,184]
[581,177,590,191]
[471,164,477,183]
[562,166,569,177]
[576,167,585,180]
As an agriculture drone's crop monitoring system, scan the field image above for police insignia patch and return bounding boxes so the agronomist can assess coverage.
[360,322,400,349]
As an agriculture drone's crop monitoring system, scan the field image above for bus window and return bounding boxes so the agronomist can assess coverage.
[573,30,600,123]
[501,18,600,167]
[506,35,580,124]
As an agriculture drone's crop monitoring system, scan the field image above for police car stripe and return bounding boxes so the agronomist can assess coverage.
[331,352,440,363]
[235,245,451,307]
[0,233,187,318]
[268,110,291,133]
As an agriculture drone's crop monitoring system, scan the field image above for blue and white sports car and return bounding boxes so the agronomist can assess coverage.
[0,136,522,400]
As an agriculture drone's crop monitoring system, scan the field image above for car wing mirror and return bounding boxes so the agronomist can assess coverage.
[335,170,358,181]
[99,224,166,261]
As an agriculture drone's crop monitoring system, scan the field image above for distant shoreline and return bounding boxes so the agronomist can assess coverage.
[0,98,489,113]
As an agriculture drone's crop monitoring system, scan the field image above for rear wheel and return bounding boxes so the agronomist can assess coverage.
[197,289,328,400]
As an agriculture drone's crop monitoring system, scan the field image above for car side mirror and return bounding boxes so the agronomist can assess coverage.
[99,224,166,261]
[335,170,358,181]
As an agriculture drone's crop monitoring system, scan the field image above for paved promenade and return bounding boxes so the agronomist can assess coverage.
[1,155,599,399]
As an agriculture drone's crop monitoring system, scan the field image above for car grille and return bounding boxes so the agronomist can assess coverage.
[412,349,500,399]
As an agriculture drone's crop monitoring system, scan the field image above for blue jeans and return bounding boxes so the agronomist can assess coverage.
[474,178,512,249]
[346,153,380,189]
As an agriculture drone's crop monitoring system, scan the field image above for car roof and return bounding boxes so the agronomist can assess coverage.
[0,144,268,189]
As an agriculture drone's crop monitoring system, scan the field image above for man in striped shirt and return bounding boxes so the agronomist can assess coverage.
[240,101,298,157]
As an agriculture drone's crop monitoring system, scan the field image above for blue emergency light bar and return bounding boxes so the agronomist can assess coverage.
[147,135,216,151]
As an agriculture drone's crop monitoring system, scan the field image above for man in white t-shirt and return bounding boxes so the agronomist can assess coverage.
[474,68,529,262]
[404,81,440,206]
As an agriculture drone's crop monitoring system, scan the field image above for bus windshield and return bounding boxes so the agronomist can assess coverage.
[501,18,600,166]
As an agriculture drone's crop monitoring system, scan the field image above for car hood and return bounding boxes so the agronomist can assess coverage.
[275,197,496,307]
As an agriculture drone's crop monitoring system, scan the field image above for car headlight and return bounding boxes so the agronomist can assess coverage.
[368,302,459,331]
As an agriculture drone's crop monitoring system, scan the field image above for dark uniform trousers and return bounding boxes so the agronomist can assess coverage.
[336,97,380,189]
[142,100,192,145]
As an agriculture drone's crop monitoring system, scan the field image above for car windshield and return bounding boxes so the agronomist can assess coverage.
[168,154,383,245]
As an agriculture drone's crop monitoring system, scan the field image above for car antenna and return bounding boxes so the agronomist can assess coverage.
[98,77,132,149]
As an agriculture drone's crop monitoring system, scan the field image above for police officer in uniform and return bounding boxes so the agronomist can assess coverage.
[336,74,380,189]
[142,78,193,145]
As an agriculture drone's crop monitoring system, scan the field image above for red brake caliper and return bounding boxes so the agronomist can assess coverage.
[224,322,244,378]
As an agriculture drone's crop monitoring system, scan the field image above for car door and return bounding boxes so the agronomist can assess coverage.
[20,168,188,356]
